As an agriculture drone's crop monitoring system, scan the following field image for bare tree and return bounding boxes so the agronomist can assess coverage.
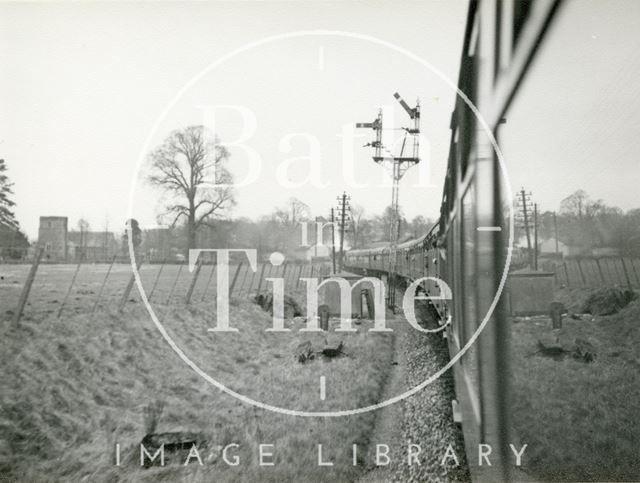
[409,214,431,238]
[375,205,406,242]
[273,197,310,253]
[560,189,603,219]
[349,204,365,249]
[148,125,235,251]
[274,197,310,227]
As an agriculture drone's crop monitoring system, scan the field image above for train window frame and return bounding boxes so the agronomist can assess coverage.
[460,182,478,353]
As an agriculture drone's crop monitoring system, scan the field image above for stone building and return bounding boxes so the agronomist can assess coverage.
[38,216,68,261]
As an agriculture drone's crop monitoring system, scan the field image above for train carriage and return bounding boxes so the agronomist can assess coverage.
[344,1,564,480]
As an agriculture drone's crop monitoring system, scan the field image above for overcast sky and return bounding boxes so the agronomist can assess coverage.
[1,0,639,240]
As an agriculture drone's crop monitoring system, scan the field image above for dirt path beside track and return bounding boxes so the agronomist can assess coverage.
[357,304,470,483]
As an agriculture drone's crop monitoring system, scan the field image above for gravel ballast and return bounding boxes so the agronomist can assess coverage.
[360,301,470,482]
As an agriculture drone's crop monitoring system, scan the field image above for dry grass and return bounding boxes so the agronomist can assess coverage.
[0,262,320,321]
[1,265,395,482]
[510,299,640,481]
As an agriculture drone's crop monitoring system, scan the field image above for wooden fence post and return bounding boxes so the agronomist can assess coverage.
[12,247,44,327]
[229,262,243,297]
[281,262,288,289]
[185,257,203,305]
[603,258,617,285]
[620,257,633,289]
[166,263,184,304]
[628,258,640,286]
[595,258,605,284]
[255,263,267,296]
[118,258,143,313]
[245,267,257,297]
[295,263,304,288]
[237,263,250,297]
[576,259,587,286]
[147,259,167,302]
[92,255,117,313]
[57,260,83,318]
[201,264,217,302]
[563,262,570,286]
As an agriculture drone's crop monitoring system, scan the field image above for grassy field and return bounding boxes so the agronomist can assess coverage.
[1,264,396,482]
[510,296,640,481]
[0,261,327,320]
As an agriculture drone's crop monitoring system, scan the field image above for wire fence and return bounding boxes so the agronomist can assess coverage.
[544,256,640,289]
[1,254,331,325]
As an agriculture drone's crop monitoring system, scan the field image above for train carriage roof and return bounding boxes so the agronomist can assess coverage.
[346,221,440,257]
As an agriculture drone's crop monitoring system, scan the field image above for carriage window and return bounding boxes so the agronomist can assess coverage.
[501,3,640,479]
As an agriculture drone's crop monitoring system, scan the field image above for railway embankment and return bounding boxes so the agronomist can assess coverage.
[0,299,396,482]
[510,290,640,481]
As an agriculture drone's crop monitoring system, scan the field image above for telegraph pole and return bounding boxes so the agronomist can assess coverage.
[330,208,337,274]
[534,203,539,271]
[553,211,559,254]
[336,192,350,272]
[103,215,109,261]
[314,216,319,258]
[519,188,533,268]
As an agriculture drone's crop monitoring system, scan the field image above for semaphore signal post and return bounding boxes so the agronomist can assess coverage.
[356,92,421,309]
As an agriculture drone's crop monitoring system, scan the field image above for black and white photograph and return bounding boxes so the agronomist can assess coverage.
[1,1,639,481]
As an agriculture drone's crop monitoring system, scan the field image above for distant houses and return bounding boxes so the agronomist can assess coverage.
[537,237,567,255]
[35,217,188,263]
[37,216,119,261]
[68,230,118,261]
[516,234,621,258]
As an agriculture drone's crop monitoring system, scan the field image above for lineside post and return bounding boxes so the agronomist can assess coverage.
[595,258,605,284]
[119,257,143,313]
[576,259,587,286]
[229,261,243,297]
[237,262,250,296]
[147,258,166,302]
[185,257,203,305]
[166,263,184,304]
[57,260,83,318]
[245,266,257,297]
[629,258,640,286]
[330,208,337,274]
[255,262,267,296]
[12,247,44,327]
[295,263,303,288]
[201,262,217,301]
[620,257,633,289]
[92,254,117,313]
[281,262,288,289]
[533,203,539,271]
